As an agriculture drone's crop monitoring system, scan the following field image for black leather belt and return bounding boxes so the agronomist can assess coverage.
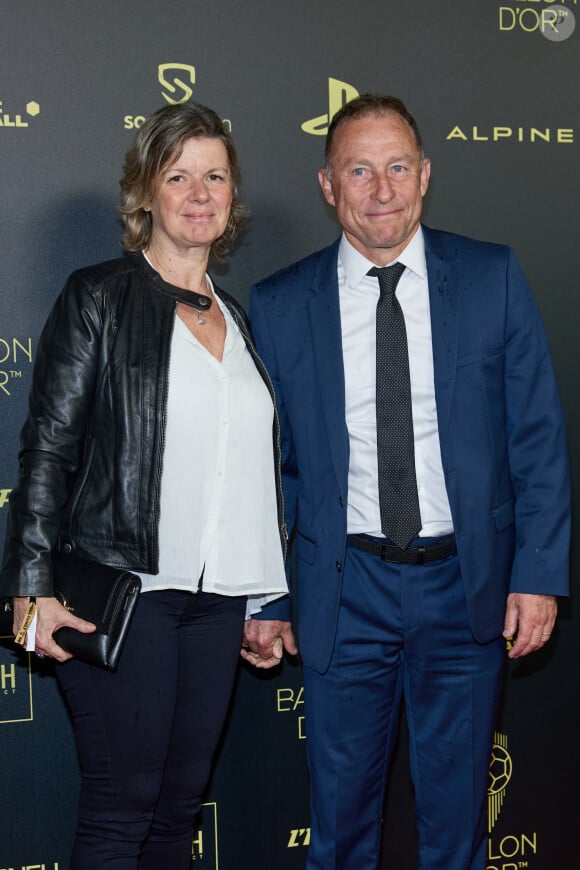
[347,534,456,565]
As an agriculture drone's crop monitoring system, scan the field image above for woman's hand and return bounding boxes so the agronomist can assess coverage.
[13,596,96,662]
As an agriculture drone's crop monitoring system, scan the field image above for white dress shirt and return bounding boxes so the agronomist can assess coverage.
[137,283,288,616]
[338,228,454,538]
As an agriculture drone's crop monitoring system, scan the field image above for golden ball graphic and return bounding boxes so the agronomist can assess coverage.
[488,745,512,795]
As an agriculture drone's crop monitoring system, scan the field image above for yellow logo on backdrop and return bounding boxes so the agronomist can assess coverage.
[487,834,538,870]
[0,490,12,508]
[301,78,359,136]
[0,662,17,693]
[0,337,33,397]
[498,0,576,40]
[158,63,196,105]
[0,863,59,869]
[0,100,40,129]
[124,66,232,132]
[191,801,218,866]
[288,827,310,848]
[0,646,34,723]
[277,686,306,739]
[488,732,513,832]
[446,125,573,144]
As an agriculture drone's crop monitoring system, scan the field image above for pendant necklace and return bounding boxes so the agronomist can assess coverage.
[196,279,210,325]
[144,249,212,325]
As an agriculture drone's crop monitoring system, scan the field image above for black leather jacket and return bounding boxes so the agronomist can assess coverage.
[0,255,286,597]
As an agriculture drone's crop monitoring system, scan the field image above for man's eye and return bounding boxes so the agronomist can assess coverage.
[352,168,365,177]
[391,165,406,174]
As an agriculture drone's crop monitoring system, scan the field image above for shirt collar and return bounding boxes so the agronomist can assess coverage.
[338,225,427,292]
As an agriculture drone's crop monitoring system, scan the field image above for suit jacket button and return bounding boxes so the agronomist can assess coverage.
[336,561,342,573]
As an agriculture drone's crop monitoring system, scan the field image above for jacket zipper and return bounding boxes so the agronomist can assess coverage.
[151,304,176,570]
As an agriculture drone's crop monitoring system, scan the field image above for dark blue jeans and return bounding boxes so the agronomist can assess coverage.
[56,589,246,869]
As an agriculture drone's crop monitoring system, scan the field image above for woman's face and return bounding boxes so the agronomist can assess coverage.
[146,136,233,256]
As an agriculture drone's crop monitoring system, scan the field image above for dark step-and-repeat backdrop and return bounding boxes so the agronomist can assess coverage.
[1,2,578,868]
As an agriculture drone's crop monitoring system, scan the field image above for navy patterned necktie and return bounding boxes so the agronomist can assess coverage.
[368,263,422,549]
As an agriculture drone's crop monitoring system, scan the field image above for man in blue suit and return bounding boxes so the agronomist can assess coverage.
[241,95,570,869]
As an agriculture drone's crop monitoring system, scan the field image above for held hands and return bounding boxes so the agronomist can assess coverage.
[13,596,96,662]
[503,592,557,659]
[241,619,298,669]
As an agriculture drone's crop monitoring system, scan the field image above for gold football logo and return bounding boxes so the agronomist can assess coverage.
[488,732,513,832]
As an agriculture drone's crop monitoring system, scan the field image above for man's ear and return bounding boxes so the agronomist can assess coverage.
[318,167,336,207]
[420,157,431,198]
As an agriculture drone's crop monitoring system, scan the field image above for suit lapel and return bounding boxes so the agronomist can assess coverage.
[423,226,460,447]
[307,239,349,497]
[303,230,459,492]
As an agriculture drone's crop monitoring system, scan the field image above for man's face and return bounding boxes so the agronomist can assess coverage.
[318,113,430,265]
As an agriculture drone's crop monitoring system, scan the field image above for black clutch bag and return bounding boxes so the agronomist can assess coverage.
[52,553,141,671]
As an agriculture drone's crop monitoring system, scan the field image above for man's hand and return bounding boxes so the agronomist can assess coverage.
[241,619,297,669]
[503,592,557,659]
[13,596,96,662]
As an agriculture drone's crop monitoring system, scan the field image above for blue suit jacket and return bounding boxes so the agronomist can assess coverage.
[250,227,570,674]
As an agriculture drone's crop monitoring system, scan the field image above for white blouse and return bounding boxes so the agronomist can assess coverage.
[137,286,288,617]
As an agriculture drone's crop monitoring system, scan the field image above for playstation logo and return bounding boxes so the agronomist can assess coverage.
[158,63,196,105]
[301,77,359,136]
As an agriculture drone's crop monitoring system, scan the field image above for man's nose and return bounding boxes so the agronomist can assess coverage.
[373,173,395,201]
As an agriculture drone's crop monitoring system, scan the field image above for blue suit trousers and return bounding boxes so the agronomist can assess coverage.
[303,541,505,870]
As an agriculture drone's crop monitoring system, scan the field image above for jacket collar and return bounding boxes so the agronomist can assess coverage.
[139,253,215,313]
[306,228,460,482]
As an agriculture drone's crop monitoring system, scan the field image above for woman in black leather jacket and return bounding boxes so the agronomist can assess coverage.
[1,102,291,869]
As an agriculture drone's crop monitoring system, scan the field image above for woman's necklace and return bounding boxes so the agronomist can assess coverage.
[195,276,210,325]
[145,248,212,325]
